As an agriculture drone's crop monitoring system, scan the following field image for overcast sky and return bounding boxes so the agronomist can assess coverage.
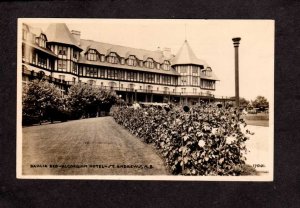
[24,19,274,101]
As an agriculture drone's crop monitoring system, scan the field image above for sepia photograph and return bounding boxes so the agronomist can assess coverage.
[17,18,274,180]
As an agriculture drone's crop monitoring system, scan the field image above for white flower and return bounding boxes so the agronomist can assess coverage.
[198,140,205,147]
[226,136,235,144]
[212,128,218,134]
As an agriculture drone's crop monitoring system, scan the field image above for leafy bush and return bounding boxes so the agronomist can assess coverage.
[22,79,64,124]
[112,104,254,176]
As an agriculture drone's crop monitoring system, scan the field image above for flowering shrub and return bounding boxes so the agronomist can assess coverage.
[112,104,254,176]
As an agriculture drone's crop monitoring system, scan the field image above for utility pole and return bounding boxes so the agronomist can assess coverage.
[232,37,241,108]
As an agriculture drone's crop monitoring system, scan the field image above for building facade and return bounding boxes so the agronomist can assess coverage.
[21,23,219,105]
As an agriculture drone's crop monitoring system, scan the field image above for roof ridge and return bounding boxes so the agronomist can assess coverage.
[80,39,163,54]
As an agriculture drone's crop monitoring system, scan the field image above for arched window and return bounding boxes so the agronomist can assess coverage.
[87,49,97,61]
[107,52,119,64]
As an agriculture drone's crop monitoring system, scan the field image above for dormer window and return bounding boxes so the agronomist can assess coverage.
[145,58,154,69]
[156,63,160,69]
[121,58,125,65]
[107,52,119,64]
[162,60,170,70]
[100,54,105,62]
[39,34,47,48]
[127,55,137,66]
[202,67,212,77]
[58,45,68,56]
[87,49,97,61]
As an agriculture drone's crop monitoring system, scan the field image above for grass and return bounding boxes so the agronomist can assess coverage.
[242,113,269,127]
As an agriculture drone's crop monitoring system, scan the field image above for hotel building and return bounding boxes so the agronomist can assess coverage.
[21,22,219,105]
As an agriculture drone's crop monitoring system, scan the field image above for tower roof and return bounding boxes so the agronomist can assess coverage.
[171,40,208,67]
[45,23,82,51]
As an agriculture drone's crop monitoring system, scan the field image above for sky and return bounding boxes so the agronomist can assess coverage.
[23,19,274,101]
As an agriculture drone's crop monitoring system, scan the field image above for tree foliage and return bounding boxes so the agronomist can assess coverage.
[252,96,269,108]
[66,84,118,118]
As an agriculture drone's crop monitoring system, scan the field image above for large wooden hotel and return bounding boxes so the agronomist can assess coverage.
[21,23,219,105]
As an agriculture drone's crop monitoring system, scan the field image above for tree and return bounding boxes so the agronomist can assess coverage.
[66,83,118,118]
[252,96,269,108]
[22,79,63,124]
[229,97,250,108]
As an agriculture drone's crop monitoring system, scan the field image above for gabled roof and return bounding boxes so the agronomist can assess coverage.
[45,23,82,51]
[80,39,168,63]
[172,40,208,67]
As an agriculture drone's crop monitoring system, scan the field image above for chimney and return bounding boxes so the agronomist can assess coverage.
[163,47,171,59]
[71,30,81,45]
[232,37,241,108]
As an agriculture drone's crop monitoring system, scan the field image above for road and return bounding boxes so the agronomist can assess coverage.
[22,117,168,175]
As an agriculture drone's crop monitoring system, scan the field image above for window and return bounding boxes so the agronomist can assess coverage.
[99,68,105,78]
[181,76,187,85]
[58,60,67,71]
[32,52,36,64]
[144,73,155,83]
[139,73,144,82]
[86,67,97,77]
[140,86,142,90]
[39,34,46,48]
[107,52,119,64]
[200,79,215,90]
[181,88,186,93]
[127,55,137,66]
[156,63,160,69]
[38,55,47,68]
[120,58,125,65]
[139,60,143,67]
[180,66,187,73]
[72,62,77,74]
[87,49,97,61]
[145,58,154,69]
[127,71,137,81]
[119,70,125,80]
[202,67,212,77]
[192,66,198,74]
[162,76,171,84]
[49,60,54,70]
[73,51,78,59]
[193,88,197,93]
[78,66,83,76]
[192,77,198,86]
[58,46,68,56]
[162,60,170,70]
[100,55,105,62]
[121,84,123,89]
[164,87,169,93]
